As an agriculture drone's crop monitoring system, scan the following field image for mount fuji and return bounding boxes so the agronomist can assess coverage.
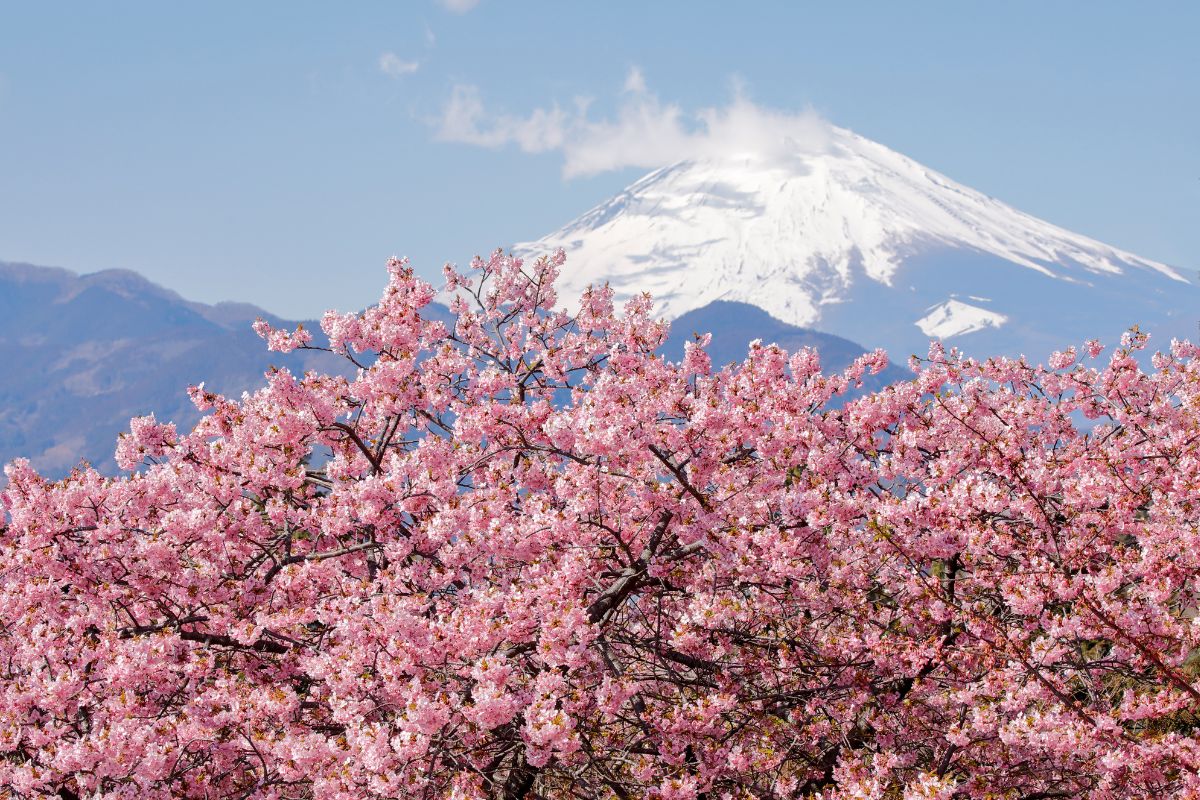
[515,126,1196,362]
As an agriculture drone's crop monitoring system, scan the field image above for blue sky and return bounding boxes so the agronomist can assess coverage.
[1,1,1196,319]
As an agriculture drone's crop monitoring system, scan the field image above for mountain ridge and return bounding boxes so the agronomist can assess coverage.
[1,259,896,475]
[515,125,1195,360]
[7,125,1193,473]
[0,260,341,474]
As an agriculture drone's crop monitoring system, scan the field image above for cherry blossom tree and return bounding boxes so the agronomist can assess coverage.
[3,250,1200,799]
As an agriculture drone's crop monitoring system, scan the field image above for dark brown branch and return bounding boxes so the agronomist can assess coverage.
[177,630,290,654]
[498,749,538,800]
[261,541,383,585]
[118,615,210,638]
[328,422,383,473]
[587,511,673,625]
[648,445,712,512]
[119,619,290,654]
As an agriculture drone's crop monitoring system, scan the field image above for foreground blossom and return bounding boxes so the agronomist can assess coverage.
[3,250,1200,799]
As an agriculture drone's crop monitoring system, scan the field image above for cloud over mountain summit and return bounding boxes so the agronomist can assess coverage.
[437,69,832,177]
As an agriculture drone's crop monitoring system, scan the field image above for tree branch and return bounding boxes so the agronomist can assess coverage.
[588,511,673,625]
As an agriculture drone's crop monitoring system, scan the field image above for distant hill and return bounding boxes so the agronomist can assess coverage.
[0,261,344,475]
[1,261,906,476]
[661,300,911,392]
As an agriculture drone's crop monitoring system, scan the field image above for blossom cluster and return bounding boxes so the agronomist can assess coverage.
[3,250,1200,799]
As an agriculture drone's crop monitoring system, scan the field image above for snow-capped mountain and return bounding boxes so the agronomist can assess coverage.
[516,126,1196,361]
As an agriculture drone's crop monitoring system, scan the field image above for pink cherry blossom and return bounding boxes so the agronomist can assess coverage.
[3,248,1200,799]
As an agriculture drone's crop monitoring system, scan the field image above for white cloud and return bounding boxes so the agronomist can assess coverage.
[435,68,833,178]
[439,0,480,13]
[379,52,420,78]
[437,85,572,153]
[623,66,646,94]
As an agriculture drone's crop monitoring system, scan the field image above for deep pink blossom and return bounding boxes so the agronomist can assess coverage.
[3,249,1200,799]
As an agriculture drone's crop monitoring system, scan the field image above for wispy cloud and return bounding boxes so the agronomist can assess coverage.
[623,66,646,94]
[439,0,480,13]
[435,68,832,177]
[438,85,575,152]
[379,52,420,78]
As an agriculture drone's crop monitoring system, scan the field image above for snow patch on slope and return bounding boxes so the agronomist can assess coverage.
[916,300,1008,339]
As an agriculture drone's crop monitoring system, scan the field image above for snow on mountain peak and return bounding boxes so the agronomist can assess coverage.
[514,125,1192,359]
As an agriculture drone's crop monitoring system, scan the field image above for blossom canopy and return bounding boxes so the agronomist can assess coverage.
[3,250,1200,799]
